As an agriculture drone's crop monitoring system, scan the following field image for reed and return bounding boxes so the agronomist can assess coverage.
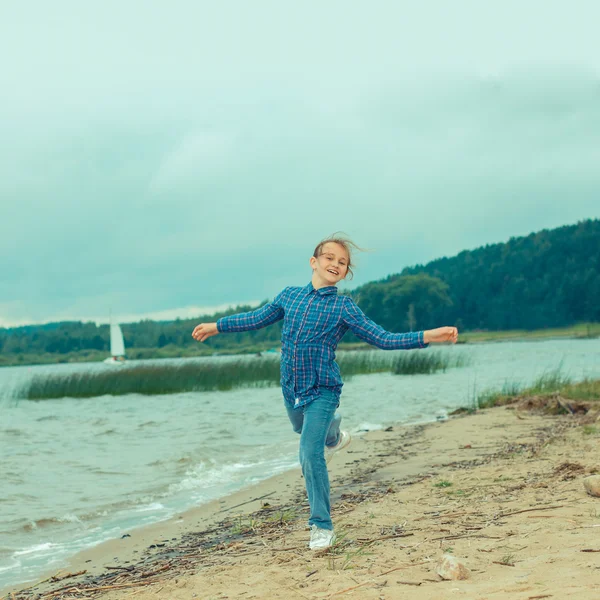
[23,349,468,400]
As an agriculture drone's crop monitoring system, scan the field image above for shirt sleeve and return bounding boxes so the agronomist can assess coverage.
[217,289,286,333]
[342,297,428,350]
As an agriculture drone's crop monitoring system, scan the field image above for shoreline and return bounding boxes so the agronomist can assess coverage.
[4,398,600,599]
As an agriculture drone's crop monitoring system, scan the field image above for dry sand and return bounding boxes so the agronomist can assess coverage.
[4,399,600,600]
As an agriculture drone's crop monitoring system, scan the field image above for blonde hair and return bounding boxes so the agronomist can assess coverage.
[313,233,363,280]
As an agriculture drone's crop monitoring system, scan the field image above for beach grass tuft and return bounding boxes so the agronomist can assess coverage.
[474,369,600,410]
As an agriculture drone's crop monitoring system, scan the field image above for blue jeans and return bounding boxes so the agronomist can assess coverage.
[285,388,342,530]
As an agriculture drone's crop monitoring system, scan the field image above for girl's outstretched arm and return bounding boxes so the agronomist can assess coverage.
[192,289,287,342]
[342,298,458,348]
[342,297,428,350]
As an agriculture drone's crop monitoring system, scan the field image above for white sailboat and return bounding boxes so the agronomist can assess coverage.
[103,321,127,365]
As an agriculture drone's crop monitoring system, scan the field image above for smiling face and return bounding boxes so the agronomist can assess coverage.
[310,242,350,288]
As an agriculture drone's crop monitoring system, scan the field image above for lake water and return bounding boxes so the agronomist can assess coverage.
[1,339,599,589]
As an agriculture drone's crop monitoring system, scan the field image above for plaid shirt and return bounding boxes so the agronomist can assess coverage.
[217,283,428,408]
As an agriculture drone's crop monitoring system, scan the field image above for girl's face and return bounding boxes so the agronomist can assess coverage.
[310,242,350,286]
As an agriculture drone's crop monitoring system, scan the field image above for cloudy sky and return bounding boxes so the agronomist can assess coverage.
[1,1,599,327]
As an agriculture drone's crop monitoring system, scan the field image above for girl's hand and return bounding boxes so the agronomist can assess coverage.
[192,322,219,342]
[423,327,458,344]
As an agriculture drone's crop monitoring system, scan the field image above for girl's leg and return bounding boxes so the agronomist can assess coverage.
[297,390,339,530]
[325,412,342,447]
[286,400,341,446]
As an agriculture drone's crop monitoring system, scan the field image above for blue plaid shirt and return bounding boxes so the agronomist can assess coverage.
[217,283,428,408]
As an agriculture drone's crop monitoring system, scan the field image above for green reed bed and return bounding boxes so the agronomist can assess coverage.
[337,352,394,377]
[23,349,468,400]
[390,350,469,375]
[24,360,282,400]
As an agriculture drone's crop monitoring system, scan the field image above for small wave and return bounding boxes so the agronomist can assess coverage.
[138,421,159,429]
[21,514,82,531]
[90,469,127,476]
[0,558,21,574]
[35,415,60,422]
[133,503,165,513]
[14,542,57,557]
[3,471,25,485]
[0,429,24,437]
[94,428,119,437]
[168,460,255,495]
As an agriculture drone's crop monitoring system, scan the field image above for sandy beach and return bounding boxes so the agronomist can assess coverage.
[4,396,600,600]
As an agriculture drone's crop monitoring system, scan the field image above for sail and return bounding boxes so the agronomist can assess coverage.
[110,323,126,357]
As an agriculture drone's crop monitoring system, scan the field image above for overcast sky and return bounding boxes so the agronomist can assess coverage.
[1,1,599,327]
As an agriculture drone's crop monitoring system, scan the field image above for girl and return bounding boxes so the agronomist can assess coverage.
[192,236,458,550]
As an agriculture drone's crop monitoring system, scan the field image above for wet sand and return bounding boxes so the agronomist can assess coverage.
[3,399,600,600]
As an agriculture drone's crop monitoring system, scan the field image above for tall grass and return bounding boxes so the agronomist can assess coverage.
[475,367,600,409]
[24,360,281,400]
[23,349,468,400]
[391,351,469,375]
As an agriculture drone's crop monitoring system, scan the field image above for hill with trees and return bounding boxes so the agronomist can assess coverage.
[354,219,599,333]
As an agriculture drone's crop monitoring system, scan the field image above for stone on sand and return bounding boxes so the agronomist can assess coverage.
[436,554,471,580]
[583,475,600,497]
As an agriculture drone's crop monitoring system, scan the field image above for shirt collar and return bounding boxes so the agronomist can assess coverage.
[306,282,339,296]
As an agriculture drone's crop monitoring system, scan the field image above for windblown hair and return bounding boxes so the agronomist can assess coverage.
[312,233,364,280]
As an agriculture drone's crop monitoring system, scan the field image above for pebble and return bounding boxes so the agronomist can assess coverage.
[436,554,471,580]
[583,475,600,497]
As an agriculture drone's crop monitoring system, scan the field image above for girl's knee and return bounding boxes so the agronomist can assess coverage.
[300,445,325,468]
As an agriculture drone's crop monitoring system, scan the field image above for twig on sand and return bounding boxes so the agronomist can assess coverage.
[140,562,172,578]
[39,569,87,584]
[357,532,415,545]
[217,492,276,513]
[499,505,564,518]
[430,533,503,541]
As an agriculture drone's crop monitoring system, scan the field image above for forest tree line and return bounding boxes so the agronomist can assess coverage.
[1,219,598,362]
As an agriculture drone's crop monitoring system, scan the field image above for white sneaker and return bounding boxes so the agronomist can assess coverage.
[309,524,335,550]
[325,430,351,463]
